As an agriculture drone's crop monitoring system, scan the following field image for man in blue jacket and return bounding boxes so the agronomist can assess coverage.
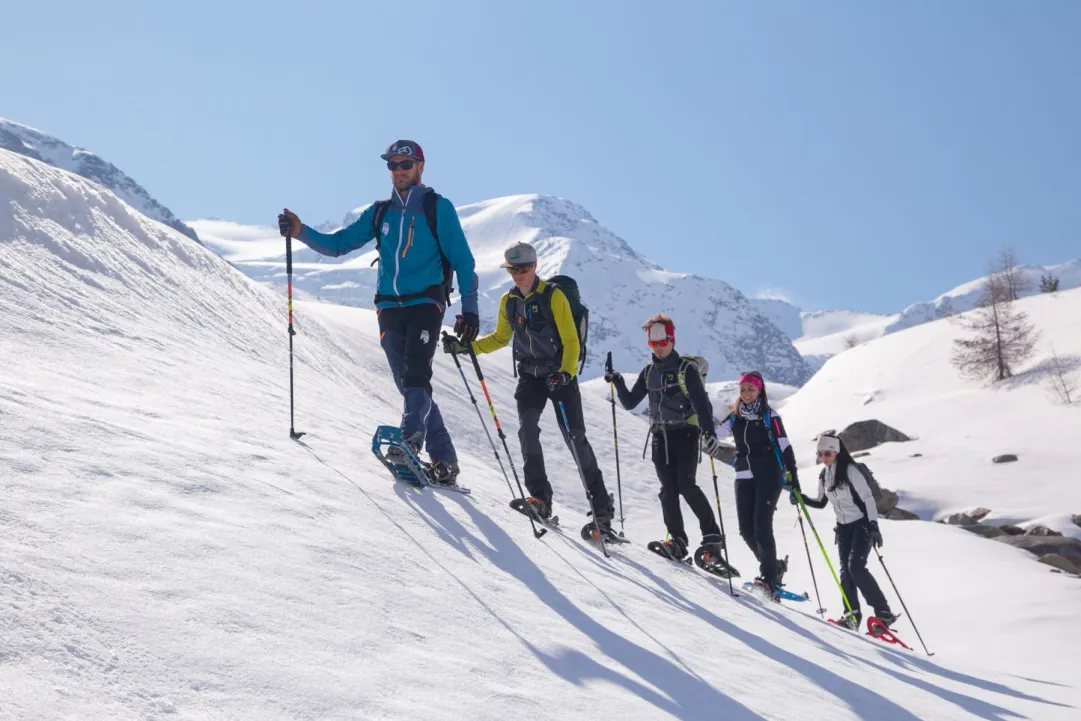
[278,140,479,485]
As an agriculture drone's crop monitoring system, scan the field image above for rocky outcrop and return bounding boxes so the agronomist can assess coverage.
[839,420,912,453]
[885,508,919,520]
[1025,525,1063,537]
[960,525,1005,539]
[992,454,1019,464]
[1038,555,1081,575]
[943,513,978,527]
[1072,514,1081,529]
[967,507,992,521]
[995,535,1081,567]
[1000,525,1025,536]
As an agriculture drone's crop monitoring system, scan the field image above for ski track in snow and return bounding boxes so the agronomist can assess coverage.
[2,149,1080,719]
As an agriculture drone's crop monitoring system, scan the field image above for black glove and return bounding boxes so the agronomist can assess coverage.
[546,371,572,392]
[789,491,799,506]
[700,432,721,457]
[278,209,301,238]
[603,369,621,384]
[454,313,480,344]
[781,471,800,492]
[869,521,883,549]
[442,335,468,355]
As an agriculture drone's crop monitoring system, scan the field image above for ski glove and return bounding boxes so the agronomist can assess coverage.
[869,521,884,549]
[781,471,799,491]
[442,335,468,355]
[546,371,572,392]
[603,370,621,384]
[278,209,301,238]
[700,432,722,458]
[454,313,480,344]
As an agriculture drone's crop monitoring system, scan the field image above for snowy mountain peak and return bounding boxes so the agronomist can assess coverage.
[0,117,199,243]
[195,193,811,385]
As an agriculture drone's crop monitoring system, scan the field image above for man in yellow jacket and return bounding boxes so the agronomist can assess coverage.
[446,242,613,528]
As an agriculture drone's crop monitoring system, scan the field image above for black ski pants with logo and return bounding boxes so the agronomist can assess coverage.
[836,519,892,618]
[735,459,783,585]
[653,428,720,546]
[515,374,611,516]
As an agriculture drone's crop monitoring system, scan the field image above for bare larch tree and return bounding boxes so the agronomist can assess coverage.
[951,268,1039,381]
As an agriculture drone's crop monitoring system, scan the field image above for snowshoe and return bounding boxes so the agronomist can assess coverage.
[509,497,559,527]
[744,577,781,603]
[828,610,862,631]
[648,537,689,562]
[371,425,470,494]
[430,460,461,486]
[867,617,912,650]
[694,535,739,578]
[581,518,629,544]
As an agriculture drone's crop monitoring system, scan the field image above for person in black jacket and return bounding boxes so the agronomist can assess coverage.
[799,434,899,629]
[606,315,723,561]
[716,371,798,600]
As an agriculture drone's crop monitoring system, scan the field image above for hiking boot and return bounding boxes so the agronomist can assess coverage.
[875,611,901,629]
[776,555,789,585]
[386,440,421,465]
[660,537,688,560]
[839,609,863,630]
[753,577,781,603]
[430,461,461,485]
[524,496,552,520]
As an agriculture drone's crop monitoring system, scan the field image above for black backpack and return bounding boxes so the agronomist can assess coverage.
[370,191,454,305]
[547,275,589,374]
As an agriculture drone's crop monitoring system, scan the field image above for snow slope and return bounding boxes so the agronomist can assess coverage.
[0,118,199,243]
[794,309,898,371]
[191,195,811,386]
[4,149,1081,719]
[782,287,1081,534]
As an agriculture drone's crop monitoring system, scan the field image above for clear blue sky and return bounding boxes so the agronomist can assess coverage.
[5,1,1079,313]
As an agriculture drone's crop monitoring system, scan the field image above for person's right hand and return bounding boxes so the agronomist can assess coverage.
[278,209,301,238]
[603,369,621,384]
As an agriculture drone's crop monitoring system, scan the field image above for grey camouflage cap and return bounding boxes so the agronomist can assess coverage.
[500,242,538,268]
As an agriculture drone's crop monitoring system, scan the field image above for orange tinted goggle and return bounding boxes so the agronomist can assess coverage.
[647,338,672,348]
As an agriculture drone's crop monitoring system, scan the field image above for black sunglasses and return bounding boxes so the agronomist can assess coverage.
[387,160,416,171]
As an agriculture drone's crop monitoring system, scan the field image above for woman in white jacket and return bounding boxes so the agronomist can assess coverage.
[799,434,898,629]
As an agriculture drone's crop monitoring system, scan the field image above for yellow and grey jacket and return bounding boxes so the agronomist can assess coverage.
[472,278,579,378]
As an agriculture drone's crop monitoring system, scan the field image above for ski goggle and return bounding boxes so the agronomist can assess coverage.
[387,160,416,171]
[646,322,674,348]
[507,264,534,275]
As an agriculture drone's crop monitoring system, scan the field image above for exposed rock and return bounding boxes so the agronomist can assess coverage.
[852,451,871,459]
[839,420,912,453]
[992,454,1019,464]
[911,453,923,458]
[1025,525,1063,537]
[967,507,992,521]
[995,535,1081,564]
[877,488,899,515]
[1073,514,1081,529]
[1038,555,1081,575]
[886,507,919,521]
[943,513,978,526]
[959,525,1005,539]
[1000,525,1025,536]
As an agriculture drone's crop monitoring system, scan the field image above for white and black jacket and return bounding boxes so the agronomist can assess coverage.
[803,461,878,525]
[719,410,799,484]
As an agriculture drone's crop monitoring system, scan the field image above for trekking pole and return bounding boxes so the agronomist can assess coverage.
[708,457,737,597]
[464,346,545,539]
[443,335,546,537]
[285,234,304,441]
[793,490,855,616]
[874,548,934,656]
[605,352,625,533]
[557,400,610,559]
[794,500,826,617]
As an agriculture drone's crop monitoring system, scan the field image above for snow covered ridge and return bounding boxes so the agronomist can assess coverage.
[759,258,1081,367]
[192,194,812,386]
[0,117,199,243]
[4,148,1081,718]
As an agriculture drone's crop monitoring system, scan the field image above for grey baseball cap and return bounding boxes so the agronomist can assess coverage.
[500,242,538,268]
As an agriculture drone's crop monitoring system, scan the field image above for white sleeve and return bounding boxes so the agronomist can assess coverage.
[718,416,734,439]
[848,464,879,522]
